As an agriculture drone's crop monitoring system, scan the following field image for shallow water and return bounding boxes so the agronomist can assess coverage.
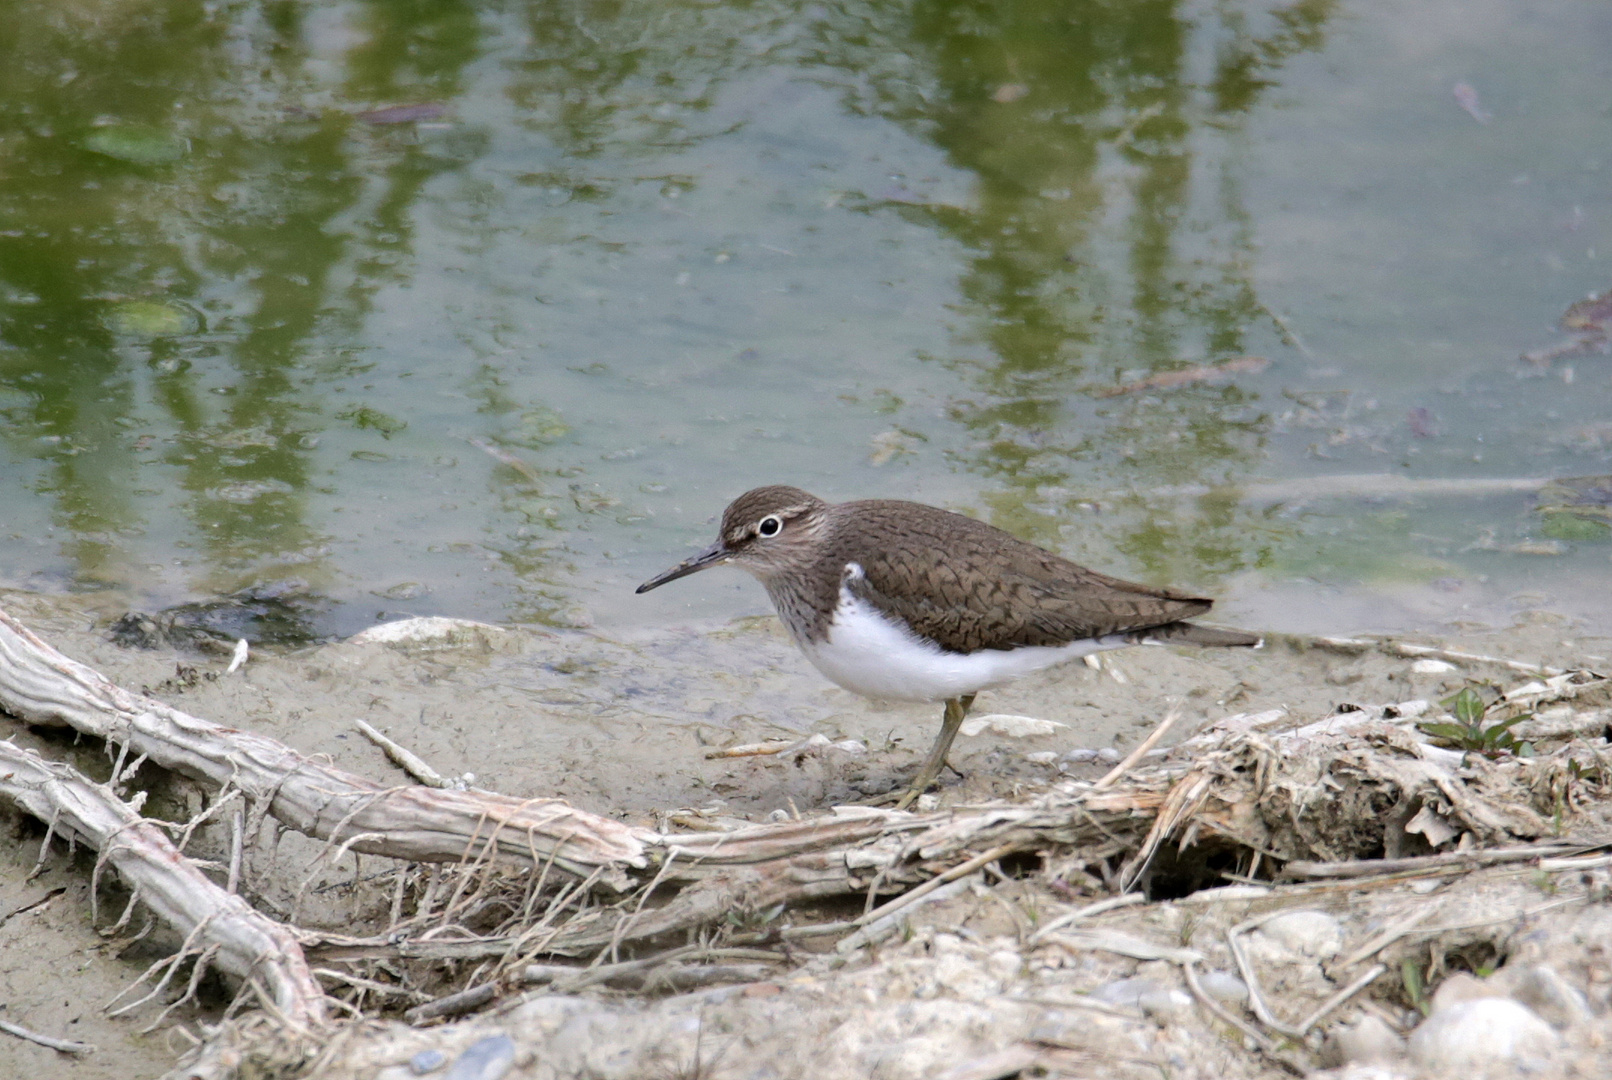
[1,0,1609,644]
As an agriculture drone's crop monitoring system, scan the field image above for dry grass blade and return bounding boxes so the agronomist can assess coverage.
[1118,768,1212,891]
[1028,893,1146,943]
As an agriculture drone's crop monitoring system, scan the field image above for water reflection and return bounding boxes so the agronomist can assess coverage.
[876,0,1336,584]
[4,0,1598,637]
[0,0,493,637]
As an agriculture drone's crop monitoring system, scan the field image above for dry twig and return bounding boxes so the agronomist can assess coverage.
[1093,708,1181,790]
[0,1013,95,1055]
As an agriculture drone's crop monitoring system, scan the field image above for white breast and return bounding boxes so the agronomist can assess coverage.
[794,571,1130,704]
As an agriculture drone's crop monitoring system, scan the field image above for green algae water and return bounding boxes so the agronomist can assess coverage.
[1,0,1610,642]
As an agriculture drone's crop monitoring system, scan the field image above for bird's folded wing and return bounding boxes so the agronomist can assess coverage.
[847,541,1211,653]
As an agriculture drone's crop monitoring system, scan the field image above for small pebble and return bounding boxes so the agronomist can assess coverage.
[409,1048,447,1075]
[1095,747,1122,764]
[445,1034,516,1080]
[1411,658,1457,674]
[1196,970,1248,1004]
[1059,748,1099,764]
[767,808,790,822]
[1256,910,1343,959]
[1091,977,1158,1008]
[960,713,1066,738]
[1428,972,1494,1014]
[1138,987,1193,1021]
[1326,1014,1403,1066]
[1024,751,1058,764]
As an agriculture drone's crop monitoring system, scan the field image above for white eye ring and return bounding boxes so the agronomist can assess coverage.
[757,515,783,537]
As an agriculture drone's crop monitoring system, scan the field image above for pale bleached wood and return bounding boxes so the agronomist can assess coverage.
[0,607,647,886]
[0,741,326,1028]
[0,602,1572,962]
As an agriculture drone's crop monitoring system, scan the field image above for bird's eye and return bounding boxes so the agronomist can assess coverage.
[757,514,783,538]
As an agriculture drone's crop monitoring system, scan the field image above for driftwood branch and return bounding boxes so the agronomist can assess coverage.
[0,741,326,1029]
[2,603,1604,969]
[0,608,647,887]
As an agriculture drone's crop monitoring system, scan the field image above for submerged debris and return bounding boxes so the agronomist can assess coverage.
[1522,287,1612,365]
[1093,355,1269,398]
[357,103,449,126]
[1535,474,1612,542]
[108,582,329,652]
[1452,81,1493,125]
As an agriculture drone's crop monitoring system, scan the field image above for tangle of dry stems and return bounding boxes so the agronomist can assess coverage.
[0,602,1608,1077]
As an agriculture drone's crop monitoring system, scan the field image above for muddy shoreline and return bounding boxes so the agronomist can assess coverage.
[0,588,1607,1079]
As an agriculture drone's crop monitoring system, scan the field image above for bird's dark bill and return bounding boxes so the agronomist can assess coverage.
[635,540,730,593]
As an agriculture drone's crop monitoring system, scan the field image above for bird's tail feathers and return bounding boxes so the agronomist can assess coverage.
[1133,622,1263,649]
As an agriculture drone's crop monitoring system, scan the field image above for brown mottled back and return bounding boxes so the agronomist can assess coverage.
[785,498,1216,652]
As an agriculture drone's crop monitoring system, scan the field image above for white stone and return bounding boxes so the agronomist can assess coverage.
[349,616,504,647]
[960,714,1068,738]
[1091,977,1160,1008]
[1195,970,1249,1003]
[1411,658,1457,674]
[1428,972,1498,1015]
[1407,998,1557,1070]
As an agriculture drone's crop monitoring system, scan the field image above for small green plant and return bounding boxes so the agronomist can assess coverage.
[1401,957,1430,1016]
[1417,685,1534,757]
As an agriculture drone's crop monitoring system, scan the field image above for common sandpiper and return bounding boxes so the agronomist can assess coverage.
[637,486,1260,809]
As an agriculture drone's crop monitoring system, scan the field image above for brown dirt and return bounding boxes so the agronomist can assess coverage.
[0,586,1607,1078]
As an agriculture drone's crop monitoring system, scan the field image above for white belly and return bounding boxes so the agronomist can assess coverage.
[795,586,1130,704]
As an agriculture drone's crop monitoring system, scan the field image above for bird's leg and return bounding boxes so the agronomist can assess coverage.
[894,694,974,811]
[942,693,976,779]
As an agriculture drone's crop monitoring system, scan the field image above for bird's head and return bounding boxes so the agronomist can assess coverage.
[636,485,830,593]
